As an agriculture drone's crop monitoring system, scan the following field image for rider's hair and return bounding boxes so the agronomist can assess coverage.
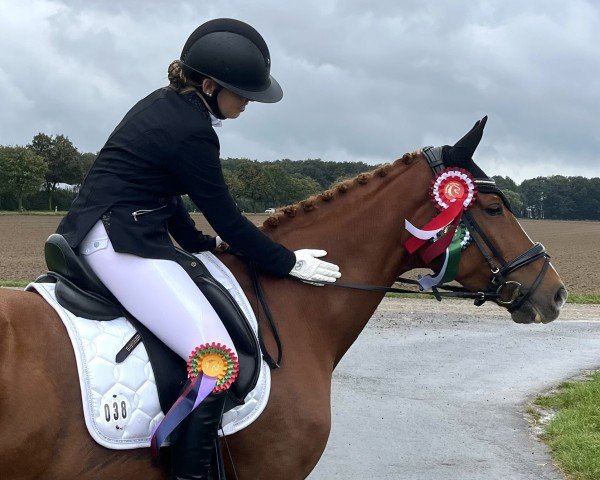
[168,59,206,92]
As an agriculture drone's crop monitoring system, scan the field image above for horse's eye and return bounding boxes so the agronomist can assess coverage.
[485,205,503,216]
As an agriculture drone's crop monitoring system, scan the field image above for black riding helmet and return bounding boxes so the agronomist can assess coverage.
[180,18,283,104]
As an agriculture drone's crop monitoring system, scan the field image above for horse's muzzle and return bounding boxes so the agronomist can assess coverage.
[510,286,568,324]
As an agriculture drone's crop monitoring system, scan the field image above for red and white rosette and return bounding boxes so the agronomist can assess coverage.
[431,168,477,211]
[405,168,477,254]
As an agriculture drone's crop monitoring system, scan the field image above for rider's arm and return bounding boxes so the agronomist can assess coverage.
[168,195,217,252]
[167,130,296,278]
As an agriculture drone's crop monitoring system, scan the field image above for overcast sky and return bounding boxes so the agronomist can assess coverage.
[1,0,598,182]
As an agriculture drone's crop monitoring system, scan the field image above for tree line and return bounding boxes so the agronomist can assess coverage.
[0,134,95,211]
[492,175,600,220]
[1,133,599,220]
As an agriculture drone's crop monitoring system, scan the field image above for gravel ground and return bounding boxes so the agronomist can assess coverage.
[310,298,600,480]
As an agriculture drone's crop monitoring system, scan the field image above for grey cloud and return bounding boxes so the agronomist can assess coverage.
[0,0,598,182]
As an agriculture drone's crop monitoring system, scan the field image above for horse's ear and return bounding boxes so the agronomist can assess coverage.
[446,116,488,165]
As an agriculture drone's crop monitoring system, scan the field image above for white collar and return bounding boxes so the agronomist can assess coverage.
[209,113,222,128]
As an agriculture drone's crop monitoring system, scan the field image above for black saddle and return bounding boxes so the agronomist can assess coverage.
[40,233,261,413]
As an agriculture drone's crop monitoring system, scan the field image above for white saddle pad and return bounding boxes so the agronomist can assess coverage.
[26,252,270,450]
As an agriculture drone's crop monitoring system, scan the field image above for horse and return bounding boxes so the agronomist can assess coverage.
[0,119,567,479]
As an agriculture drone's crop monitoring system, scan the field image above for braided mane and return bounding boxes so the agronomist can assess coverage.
[261,151,419,229]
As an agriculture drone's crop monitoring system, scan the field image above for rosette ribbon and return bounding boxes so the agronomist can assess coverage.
[150,373,216,457]
[405,168,476,256]
[150,342,239,457]
[404,168,477,290]
[418,223,466,290]
[404,201,463,254]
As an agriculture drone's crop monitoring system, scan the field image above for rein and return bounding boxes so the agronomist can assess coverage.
[247,146,551,371]
[330,278,498,302]
[329,146,551,310]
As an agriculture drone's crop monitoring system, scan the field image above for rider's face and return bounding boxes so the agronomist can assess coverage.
[217,88,250,119]
[201,79,249,120]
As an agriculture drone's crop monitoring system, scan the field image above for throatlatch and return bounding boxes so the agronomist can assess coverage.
[327,142,550,309]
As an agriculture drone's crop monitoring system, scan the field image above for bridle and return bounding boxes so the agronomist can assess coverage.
[251,147,552,371]
[329,146,551,310]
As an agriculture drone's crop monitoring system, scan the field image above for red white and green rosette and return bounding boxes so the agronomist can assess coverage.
[404,168,477,289]
[405,168,477,247]
[417,222,469,290]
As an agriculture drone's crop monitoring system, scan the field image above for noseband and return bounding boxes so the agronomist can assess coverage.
[256,148,552,369]
[460,211,549,310]
[330,146,551,310]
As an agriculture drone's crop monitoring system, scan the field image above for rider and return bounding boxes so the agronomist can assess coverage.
[56,18,341,479]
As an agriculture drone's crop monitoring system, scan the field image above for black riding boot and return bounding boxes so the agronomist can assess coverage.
[170,392,226,480]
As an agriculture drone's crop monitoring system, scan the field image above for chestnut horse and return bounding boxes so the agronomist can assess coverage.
[0,121,566,479]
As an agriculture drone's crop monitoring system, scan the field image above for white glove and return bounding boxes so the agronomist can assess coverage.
[289,249,341,285]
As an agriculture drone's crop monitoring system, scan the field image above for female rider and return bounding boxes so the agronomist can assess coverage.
[57,18,341,479]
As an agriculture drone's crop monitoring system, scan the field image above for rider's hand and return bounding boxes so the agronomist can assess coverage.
[214,236,229,253]
[289,249,341,285]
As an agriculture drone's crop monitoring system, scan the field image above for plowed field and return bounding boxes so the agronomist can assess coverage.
[0,215,598,293]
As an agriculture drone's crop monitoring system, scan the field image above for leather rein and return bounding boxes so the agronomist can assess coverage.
[330,146,551,312]
[249,146,551,370]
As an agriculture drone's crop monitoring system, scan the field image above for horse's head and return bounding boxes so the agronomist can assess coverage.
[409,117,567,324]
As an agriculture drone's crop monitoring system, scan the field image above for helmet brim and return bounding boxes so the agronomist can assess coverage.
[214,75,283,103]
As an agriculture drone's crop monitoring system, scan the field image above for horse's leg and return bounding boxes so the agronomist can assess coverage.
[224,357,333,479]
[0,291,165,480]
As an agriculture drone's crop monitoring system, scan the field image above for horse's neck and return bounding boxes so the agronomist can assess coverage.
[266,158,433,367]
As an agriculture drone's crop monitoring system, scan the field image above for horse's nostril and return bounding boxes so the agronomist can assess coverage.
[554,287,568,307]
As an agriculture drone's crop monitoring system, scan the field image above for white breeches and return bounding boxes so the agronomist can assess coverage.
[79,221,236,363]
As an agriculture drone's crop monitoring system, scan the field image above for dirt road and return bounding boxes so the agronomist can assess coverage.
[311,298,600,480]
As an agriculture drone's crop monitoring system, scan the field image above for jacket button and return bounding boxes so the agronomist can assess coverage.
[191,262,197,267]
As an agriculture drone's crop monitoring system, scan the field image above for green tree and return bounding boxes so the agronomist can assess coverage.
[0,146,48,211]
[261,165,321,207]
[28,133,82,210]
[263,165,289,206]
[222,157,372,192]
[492,175,518,192]
[223,168,244,200]
[285,174,321,204]
[519,177,546,218]
[502,189,524,215]
[543,176,574,219]
[234,160,268,212]
[80,152,97,178]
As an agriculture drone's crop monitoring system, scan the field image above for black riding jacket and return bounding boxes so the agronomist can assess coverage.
[57,87,295,278]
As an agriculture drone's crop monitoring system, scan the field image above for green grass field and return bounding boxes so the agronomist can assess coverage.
[0,280,29,287]
[533,372,600,480]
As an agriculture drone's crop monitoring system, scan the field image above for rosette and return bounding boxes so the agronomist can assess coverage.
[405,168,477,257]
[187,342,240,393]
